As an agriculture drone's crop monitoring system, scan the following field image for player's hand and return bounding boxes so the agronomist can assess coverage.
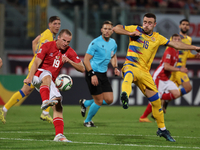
[114,68,120,76]
[130,31,141,37]
[195,47,200,53]
[91,75,98,86]
[195,53,200,59]
[24,78,32,84]
[180,67,188,73]
[62,56,69,63]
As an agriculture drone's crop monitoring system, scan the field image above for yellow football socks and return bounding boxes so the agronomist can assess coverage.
[4,91,23,110]
[121,72,133,96]
[151,99,165,128]
[44,106,50,113]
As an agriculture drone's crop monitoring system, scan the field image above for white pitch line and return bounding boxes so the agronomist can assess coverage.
[0,137,200,149]
[0,131,200,139]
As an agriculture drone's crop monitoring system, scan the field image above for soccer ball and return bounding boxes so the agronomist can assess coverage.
[55,74,73,91]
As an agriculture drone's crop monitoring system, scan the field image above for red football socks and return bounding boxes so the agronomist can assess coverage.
[140,103,152,118]
[40,85,50,102]
[53,117,64,135]
[161,93,175,101]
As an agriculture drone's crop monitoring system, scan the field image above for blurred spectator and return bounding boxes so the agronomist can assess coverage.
[185,0,197,14]
[167,0,183,13]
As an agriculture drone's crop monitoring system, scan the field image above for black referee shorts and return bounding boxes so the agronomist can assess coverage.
[85,71,112,95]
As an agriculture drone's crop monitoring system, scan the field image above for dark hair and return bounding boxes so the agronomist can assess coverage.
[171,33,180,38]
[102,20,113,28]
[180,19,189,25]
[58,29,72,37]
[143,13,156,22]
[49,16,60,23]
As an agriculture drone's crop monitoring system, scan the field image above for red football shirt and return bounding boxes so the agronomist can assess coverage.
[153,47,179,81]
[36,41,81,81]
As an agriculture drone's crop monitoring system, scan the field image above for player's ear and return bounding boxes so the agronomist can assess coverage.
[154,22,157,28]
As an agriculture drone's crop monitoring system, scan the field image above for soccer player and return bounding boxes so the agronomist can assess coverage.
[163,19,200,112]
[24,29,85,142]
[0,57,2,68]
[113,13,200,142]
[139,34,188,122]
[79,21,120,127]
[0,16,61,124]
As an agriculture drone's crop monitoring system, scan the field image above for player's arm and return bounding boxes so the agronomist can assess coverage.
[32,35,41,55]
[83,53,93,72]
[164,63,187,73]
[113,25,140,36]
[110,54,120,76]
[24,57,42,84]
[84,53,98,86]
[0,57,3,68]
[63,56,85,73]
[167,41,200,51]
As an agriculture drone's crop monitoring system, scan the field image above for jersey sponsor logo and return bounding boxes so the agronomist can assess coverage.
[76,56,80,59]
[166,54,171,59]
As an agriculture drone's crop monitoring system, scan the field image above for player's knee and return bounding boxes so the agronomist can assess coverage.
[105,98,113,105]
[55,103,63,113]
[151,99,161,108]
[21,85,33,95]
[185,86,192,93]
[172,90,181,99]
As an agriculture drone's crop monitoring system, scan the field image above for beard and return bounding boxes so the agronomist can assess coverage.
[103,35,110,41]
[181,29,188,34]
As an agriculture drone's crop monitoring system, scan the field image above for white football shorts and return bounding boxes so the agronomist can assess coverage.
[32,68,62,101]
[156,79,178,97]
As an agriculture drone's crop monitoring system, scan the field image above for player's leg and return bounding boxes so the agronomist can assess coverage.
[145,89,175,142]
[33,71,58,110]
[52,99,71,142]
[181,80,192,94]
[79,99,108,117]
[139,102,152,122]
[120,65,134,109]
[0,83,33,124]
[142,73,175,142]
[161,81,181,113]
[39,74,52,123]
[84,94,102,127]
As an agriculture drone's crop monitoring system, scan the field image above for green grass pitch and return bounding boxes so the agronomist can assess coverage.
[0,105,200,150]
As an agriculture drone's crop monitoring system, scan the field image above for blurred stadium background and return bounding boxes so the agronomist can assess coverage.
[0,0,200,106]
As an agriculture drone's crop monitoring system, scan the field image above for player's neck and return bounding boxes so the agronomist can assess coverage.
[180,32,187,37]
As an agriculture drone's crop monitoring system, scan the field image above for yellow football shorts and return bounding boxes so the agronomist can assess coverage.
[122,64,158,96]
[170,71,190,87]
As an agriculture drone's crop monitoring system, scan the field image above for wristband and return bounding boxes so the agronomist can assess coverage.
[113,67,118,69]
[88,69,95,77]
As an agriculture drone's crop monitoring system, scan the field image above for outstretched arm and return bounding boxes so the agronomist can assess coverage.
[113,25,141,36]
[164,63,187,73]
[62,56,85,73]
[168,41,200,52]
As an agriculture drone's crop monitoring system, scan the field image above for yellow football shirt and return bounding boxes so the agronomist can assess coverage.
[123,25,169,71]
[28,29,56,71]
[176,35,195,67]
